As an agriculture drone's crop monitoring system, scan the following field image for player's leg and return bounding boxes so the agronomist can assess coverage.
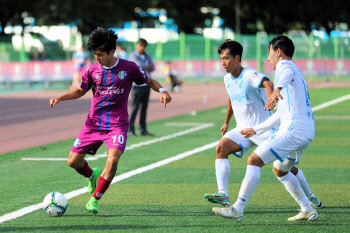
[270,134,318,221]
[273,160,318,221]
[86,148,122,214]
[205,129,254,206]
[290,166,322,208]
[68,151,101,194]
[86,129,128,214]
[212,152,264,221]
[70,127,103,197]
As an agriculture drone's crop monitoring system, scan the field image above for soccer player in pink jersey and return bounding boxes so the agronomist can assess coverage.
[49,27,172,214]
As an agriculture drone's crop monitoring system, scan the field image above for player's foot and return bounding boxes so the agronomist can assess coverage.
[308,195,323,208]
[288,209,318,221]
[87,168,101,194]
[86,197,99,214]
[204,192,230,206]
[212,206,243,222]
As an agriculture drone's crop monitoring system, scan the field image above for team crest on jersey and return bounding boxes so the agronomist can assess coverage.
[74,138,81,147]
[118,71,127,80]
[95,74,101,80]
[252,71,260,77]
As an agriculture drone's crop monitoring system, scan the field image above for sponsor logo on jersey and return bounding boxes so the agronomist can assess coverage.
[118,71,127,80]
[74,138,81,147]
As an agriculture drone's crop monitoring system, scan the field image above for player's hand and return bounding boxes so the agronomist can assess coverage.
[264,96,275,111]
[50,98,60,107]
[220,124,229,135]
[239,128,256,138]
[270,88,283,103]
[160,91,172,108]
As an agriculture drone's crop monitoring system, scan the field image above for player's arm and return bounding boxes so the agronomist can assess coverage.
[50,87,87,107]
[221,98,233,135]
[240,110,281,138]
[271,68,295,103]
[146,77,172,108]
[260,77,275,110]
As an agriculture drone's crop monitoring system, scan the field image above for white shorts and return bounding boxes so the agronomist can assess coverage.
[254,130,312,165]
[223,127,277,158]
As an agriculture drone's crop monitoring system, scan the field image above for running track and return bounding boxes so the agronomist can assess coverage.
[0,81,348,155]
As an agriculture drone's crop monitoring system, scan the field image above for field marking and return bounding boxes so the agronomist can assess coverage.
[314,115,350,120]
[0,140,220,225]
[311,94,350,112]
[21,122,214,161]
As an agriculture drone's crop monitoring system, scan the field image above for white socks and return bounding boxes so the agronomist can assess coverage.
[232,165,261,214]
[278,172,313,213]
[295,168,313,198]
[215,159,231,196]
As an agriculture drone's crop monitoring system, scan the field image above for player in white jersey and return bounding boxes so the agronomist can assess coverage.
[212,36,319,222]
[204,39,321,212]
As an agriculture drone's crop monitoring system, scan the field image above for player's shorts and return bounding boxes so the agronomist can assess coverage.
[71,126,128,155]
[223,127,277,158]
[254,130,312,165]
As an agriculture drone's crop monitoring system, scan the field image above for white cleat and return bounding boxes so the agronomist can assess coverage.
[288,209,318,221]
[212,206,243,222]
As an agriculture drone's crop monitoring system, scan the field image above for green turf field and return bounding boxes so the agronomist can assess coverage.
[1,88,349,232]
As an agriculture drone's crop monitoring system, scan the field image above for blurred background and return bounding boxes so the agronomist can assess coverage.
[0,0,349,91]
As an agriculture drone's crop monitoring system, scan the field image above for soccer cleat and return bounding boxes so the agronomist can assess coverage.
[204,192,230,206]
[87,168,101,194]
[86,196,99,214]
[308,196,323,208]
[212,206,243,222]
[288,209,318,221]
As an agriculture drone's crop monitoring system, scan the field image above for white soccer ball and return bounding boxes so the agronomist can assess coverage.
[43,192,68,217]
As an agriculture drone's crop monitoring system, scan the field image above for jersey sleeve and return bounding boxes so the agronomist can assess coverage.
[80,69,93,91]
[247,69,267,88]
[130,62,149,85]
[276,65,295,89]
[253,110,281,134]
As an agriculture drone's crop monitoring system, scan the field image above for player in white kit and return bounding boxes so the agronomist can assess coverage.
[212,36,319,221]
[204,39,322,212]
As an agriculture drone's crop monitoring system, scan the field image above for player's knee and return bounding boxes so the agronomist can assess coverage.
[247,153,264,167]
[215,145,227,159]
[67,157,79,168]
[273,166,288,177]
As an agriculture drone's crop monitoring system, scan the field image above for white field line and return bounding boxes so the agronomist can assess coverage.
[311,94,350,112]
[314,115,350,120]
[21,123,214,161]
[0,140,220,225]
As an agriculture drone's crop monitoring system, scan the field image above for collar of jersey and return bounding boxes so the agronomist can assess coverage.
[102,58,119,69]
[231,67,245,80]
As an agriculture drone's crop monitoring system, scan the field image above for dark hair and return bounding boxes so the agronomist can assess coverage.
[137,38,148,46]
[268,35,295,58]
[218,39,243,61]
[87,27,118,54]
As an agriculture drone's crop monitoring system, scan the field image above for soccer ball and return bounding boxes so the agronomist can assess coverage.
[43,192,68,217]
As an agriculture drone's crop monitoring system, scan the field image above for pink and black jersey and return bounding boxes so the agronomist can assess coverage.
[80,59,148,130]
